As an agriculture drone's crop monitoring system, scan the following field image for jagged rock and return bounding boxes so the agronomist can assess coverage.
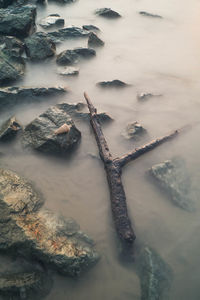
[139,11,162,18]
[0,116,21,142]
[47,26,89,43]
[82,25,100,32]
[23,105,81,154]
[57,66,79,76]
[97,79,128,88]
[150,158,195,211]
[0,270,52,300]
[39,14,64,29]
[95,8,121,18]
[88,32,104,48]
[25,32,56,61]
[0,168,99,276]
[136,246,172,300]
[122,122,146,140]
[56,47,95,65]
[57,102,113,123]
[137,93,162,101]
[0,36,24,57]
[0,5,36,38]
[0,86,67,110]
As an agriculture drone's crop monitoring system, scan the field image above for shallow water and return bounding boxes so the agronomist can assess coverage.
[1,0,200,299]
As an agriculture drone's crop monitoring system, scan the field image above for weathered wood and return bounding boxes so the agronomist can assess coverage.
[84,92,182,251]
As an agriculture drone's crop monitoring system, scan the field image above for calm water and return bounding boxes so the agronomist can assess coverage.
[1,0,200,299]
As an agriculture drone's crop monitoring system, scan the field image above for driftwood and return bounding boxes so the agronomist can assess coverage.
[84,92,184,254]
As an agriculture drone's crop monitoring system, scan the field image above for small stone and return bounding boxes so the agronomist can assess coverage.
[39,14,64,29]
[47,26,89,43]
[122,121,146,140]
[139,11,162,18]
[56,50,79,65]
[0,116,22,142]
[95,8,121,18]
[82,25,100,32]
[57,66,79,76]
[88,32,104,48]
[97,79,128,88]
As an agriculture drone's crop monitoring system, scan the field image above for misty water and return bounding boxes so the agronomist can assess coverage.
[1,0,200,299]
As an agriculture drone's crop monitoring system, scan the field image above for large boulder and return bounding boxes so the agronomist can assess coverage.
[0,116,21,142]
[95,8,121,18]
[47,26,89,43]
[0,5,36,38]
[149,158,195,211]
[23,105,81,154]
[0,168,99,276]
[0,0,14,8]
[0,86,67,110]
[25,32,56,61]
[39,14,64,29]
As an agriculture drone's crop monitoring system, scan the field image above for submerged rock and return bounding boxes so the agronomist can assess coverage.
[137,93,162,101]
[0,5,36,38]
[57,66,79,76]
[0,116,21,142]
[88,32,104,48]
[122,122,146,140]
[0,168,99,276]
[56,47,95,65]
[47,26,89,43]
[97,79,128,88]
[136,246,172,300]
[82,25,100,32]
[25,32,56,61]
[95,8,121,18]
[0,86,67,110]
[39,14,64,29]
[23,105,81,154]
[0,270,52,300]
[150,158,195,211]
[139,11,162,18]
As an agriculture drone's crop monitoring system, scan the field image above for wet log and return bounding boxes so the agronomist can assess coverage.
[84,92,184,253]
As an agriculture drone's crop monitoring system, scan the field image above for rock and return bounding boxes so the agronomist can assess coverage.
[57,102,113,123]
[0,116,21,142]
[97,79,128,88]
[48,0,76,3]
[0,36,24,57]
[0,168,99,276]
[0,270,52,300]
[56,47,95,65]
[57,66,79,76]
[122,122,146,140]
[82,24,100,32]
[23,105,81,154]
[139,11,162,18]
[150,158,195,211]
[0,50,25,85]
[0,5,36,38]
[47,26,89,43]
[39,14,64,29]
[95,8,121,18]
[136,246,172,300]
[0,0,14,8]
[25,32,56,61]
[88,32,104,48]
[137,93,162,101]
[0,86,67,110]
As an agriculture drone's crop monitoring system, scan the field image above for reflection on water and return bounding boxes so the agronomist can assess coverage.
[1,0,200,299]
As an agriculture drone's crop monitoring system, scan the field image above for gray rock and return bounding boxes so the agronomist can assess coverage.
[150,158,195,211]
[0,168,99,276]
[56,47,95,65]
[39,14,64,29]
[88,32,104,48]
[0,0,14,8]
[0,36,24,57]
[82,24,100,32]
[23,105,81,154]
[137,93,162,101]
[0,86,67,110]
[0,5,36,38]
[47,26,89,43]
[25,32,56,61]
[57,66,79,76]
[57,102,113,123]
[0,270,52,300]
[136,246,172,300]
[97,79,128,88]
[95,8,121,18]
[0,116,21,142]
[122,122,146,140]
[139,11,162,18]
